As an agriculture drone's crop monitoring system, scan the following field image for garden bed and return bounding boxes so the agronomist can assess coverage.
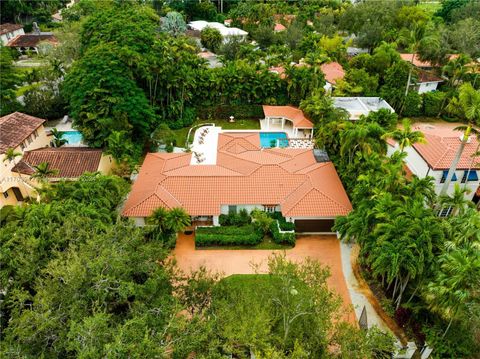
[195,225,263,247]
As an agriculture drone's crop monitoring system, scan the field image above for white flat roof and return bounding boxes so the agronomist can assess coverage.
[188,20,248,37]
[332,97,395,117]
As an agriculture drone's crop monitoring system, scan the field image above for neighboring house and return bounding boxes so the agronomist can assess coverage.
[347,47,369,57]
[387,122,480,208]
[7,33,58,54]
[332,97,395,120]
[274,23,286,32]
[0,112,113,208]
[123,131,351,232]
[416,70,443,94]
[197,51,222,68]
[0,23,24,45]
[12,147,113,182]
[261,105,314,139]
[0,112,50,207]
[320,62,345,92]
[400,53,458,69]
[188,21,248,43]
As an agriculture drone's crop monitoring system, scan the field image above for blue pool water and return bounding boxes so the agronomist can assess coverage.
[259,132,288,148]
[62,131,83,145]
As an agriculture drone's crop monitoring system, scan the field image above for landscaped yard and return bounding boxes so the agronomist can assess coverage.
[171,118,260,147]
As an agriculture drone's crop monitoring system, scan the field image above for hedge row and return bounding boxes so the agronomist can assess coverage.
[270,221,296,246]
[196,225,263,247]
[219,210,251,226]
[195,104,264,120]
[402,91,446,117]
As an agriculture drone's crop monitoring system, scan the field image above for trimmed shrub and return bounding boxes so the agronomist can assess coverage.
[423,91,446,117]
[269,221,296,246]
[402,91,422,117]
[219,209,251,226]
[195,104,264,120]
[196,225,263,247]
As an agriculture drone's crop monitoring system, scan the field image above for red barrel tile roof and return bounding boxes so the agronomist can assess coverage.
[12,147,103,179]
[123,132,351,218]
[262,105,314,128]
[0,112,45,153]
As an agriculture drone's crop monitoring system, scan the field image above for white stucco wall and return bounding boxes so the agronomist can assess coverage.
[417,82,440,94]
[388,144,479,200]
[133,217,145,226]
[0,28,24,45]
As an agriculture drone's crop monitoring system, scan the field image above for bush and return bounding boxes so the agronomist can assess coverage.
[168,107,196,129]
[423,91,446,117]
[402,91,422,117]
[269,221,296,246]
[201,27,222,52]
[271,212,295,231]
[196,225,263,247]
[195,104,264,120]
[219,209,251,226]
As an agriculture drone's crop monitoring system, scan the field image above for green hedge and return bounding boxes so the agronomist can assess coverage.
[271,212,295,231]
[270,221,296,246]
[219,209,251,226]
[196,225,263,247]
[423,91,445,117]
[195,104,264,120]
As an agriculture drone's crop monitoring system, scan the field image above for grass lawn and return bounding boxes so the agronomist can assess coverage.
[418,1,441,15]
[171,118,260,148]
[196,235,293,250]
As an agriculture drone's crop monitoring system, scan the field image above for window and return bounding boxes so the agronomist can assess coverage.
[20,142,25,150]
[33,129,38,138]
[263,205,276,213]
[3,191,9,199]
[228,205,237,214]
[438,206,453,218]
[440,170,457,183]
[461,170,479,183]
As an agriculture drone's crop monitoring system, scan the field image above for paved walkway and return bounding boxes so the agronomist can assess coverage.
[173,233,356,323]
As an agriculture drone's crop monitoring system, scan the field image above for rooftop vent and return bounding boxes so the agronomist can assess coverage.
[313,149,330,163]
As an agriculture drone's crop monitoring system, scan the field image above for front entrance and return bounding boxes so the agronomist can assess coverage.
[295,219,335,233]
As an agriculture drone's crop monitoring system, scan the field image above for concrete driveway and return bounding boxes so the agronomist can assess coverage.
[173,233,355,323]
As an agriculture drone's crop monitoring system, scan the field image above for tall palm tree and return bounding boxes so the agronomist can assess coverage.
[382,118,426,153]
[50,128,67,148]
[3,148,22,164]
[439,183,474,217]
[440,83,480,195]
[31,162,59,182]
[403,24,426,97]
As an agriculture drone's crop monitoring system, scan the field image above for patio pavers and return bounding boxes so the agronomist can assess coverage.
[173,233,356,324]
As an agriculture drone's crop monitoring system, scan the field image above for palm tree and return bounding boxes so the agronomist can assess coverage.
[424,248,480,338]
[50,128,68,148]
[147,207,191,235]
[31,162,59,182]
[440,83,480,195]
[439,183,474,217]
[165,207,191,233]
[3,148,22,164]
[382,118,426,153]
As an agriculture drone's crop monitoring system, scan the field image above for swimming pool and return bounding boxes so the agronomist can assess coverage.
[62,131,84,145]
[259,132,288,148]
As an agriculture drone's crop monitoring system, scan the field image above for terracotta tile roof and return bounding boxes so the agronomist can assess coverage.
[0,112,45,153]
[274,23,286,32]
[392,122,480,170]
[123,133,351,218]
[262,105,314,128]
[7,34,57,48]
[269,66,287,79]
[400,53,457,68]
[0,23,23,35]
[417,70,443,83]
[12,147,103,179]
[320,62,345,85]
